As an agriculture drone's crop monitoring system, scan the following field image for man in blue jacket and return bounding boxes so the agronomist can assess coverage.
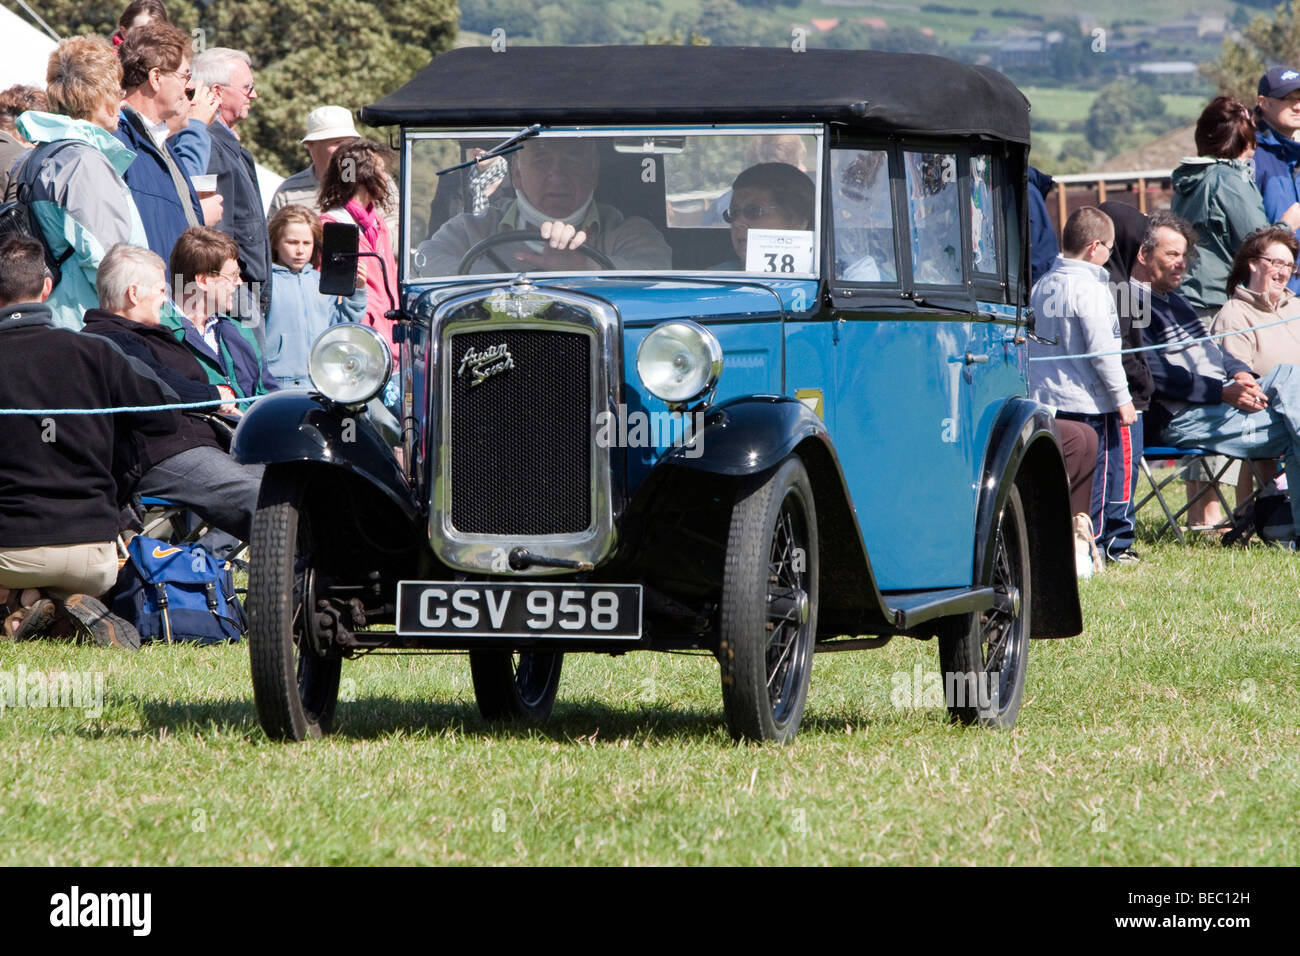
[1028,166,1059,286]
[115,22,214,265]
[192,47,272,328]
[1254,67,1300,293]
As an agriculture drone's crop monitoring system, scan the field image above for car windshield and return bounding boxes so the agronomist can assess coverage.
[405,127,823,281]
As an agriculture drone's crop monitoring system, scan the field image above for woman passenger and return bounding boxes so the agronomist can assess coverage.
[716,162,815,271]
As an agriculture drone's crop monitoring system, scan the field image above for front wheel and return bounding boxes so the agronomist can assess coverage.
[718,456,819,743]
[248,471,342,740]
[937,483,1031,728]
[469,650,563,723]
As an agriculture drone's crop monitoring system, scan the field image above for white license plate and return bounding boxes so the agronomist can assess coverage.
[396,582,642,639]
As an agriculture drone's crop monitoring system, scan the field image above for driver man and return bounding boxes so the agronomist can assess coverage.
[415,138,671,275]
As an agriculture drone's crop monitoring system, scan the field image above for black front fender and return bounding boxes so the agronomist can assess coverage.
[975,398,1082,638]
[661,395,827,476]
[231,390,419,521]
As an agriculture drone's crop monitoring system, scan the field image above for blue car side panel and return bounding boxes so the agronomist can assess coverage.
[832,315,978,590]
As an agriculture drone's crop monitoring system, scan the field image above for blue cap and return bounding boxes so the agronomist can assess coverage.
[1259,66,1300,98]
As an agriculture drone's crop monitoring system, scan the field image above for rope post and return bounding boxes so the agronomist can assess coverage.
[1056,181,1067,242]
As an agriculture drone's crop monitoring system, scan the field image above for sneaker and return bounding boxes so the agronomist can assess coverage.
[3,598,57,641]
[1110,547,1142,565]
[58,594,141,651]
[1073,513,1103,577]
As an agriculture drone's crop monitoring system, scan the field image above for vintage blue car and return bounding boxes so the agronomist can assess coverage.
[234,45,1082,743]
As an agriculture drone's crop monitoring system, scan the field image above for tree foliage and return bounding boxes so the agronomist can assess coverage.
[1205,0,1300,103]
[25,0,457,174]
[1084,79,1170,153]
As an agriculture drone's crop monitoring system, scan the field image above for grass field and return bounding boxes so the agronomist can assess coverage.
[3,509,1298,866]
[1023,87,1208,125]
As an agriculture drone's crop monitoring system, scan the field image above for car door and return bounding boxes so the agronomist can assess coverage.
[826,144,986,591]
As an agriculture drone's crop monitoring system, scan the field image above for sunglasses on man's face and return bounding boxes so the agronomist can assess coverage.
[724,203,783,223]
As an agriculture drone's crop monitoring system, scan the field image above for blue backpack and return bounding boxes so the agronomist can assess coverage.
[111,536,246,645]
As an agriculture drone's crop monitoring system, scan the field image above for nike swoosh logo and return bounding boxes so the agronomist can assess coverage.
[151,546,183,559]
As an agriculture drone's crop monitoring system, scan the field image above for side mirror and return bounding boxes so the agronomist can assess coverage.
[319,221,360,296]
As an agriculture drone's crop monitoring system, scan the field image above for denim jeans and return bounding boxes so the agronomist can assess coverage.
[1159,364,1300,533]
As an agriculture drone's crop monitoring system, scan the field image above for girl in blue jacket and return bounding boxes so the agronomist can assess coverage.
[264,204,366,388]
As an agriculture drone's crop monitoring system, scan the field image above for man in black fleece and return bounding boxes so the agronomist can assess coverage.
[0,237,178,642]
[81,243,265,546]
[1100,200,1154,560]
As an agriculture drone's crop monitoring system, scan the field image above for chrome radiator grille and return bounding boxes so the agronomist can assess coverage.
[448,328,592,535]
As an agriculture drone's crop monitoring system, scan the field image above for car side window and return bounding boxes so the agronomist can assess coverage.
[970,154,998,275]
[904,150,962,286]
[830,149,897,283]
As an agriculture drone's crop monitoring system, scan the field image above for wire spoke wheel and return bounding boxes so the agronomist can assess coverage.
[719,456,818,743]
[469,649,564,723]
[937,484,1030,728]
[249,469,342,741]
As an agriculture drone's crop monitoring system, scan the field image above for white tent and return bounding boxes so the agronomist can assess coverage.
[0,4,285,212]
[0,3,56,91]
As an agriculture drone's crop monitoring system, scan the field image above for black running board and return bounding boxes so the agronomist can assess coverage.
[881,587,995,630]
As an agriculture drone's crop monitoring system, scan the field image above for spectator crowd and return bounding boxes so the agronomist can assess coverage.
[0,0,397,643]
[7,3,1300,641]
[1031,64,1300,574]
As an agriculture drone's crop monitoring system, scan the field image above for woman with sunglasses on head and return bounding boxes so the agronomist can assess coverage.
[1173,96,1300,319]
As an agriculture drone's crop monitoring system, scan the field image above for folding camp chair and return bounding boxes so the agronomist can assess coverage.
[1135,446,1271,544]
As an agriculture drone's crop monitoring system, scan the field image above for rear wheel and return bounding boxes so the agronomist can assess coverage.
[469,650,563,723]
[248,471,342,740]
[718,456,818,743]
[937,483,1030,728]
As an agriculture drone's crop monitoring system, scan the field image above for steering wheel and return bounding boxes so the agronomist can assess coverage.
[457,229,617,274]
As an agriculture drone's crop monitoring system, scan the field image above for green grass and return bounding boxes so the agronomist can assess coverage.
[1025,87,1209,126]
[3,517,1298,865]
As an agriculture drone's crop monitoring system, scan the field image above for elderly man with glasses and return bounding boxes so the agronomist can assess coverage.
[115,22,223,263]
[193,46,272,330]
[415,137,670,276]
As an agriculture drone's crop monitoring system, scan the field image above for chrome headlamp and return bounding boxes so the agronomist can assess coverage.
[308,324,392,405]
[635,320,723,405]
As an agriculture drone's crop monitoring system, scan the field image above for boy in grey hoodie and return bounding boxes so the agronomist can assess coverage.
[1031,206,1139,562]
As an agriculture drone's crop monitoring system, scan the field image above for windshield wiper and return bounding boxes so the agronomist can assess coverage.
[436,123,545,177]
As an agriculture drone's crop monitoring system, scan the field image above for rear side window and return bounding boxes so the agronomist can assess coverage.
[904,150,962,286]
[830,149,897,283]
[970,154,998,275]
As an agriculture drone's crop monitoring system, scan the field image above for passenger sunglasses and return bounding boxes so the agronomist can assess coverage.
[723,203,782,223]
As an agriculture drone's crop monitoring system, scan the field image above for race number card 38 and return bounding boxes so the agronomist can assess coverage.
[745,229,815,274]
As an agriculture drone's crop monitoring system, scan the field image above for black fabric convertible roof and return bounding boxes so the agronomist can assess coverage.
[360,46,1030,144]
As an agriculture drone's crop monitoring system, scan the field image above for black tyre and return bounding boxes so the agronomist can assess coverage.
[937,483,1031,728]
[469,650,563,723]
[718,456,818,743]
[248,470,342,741]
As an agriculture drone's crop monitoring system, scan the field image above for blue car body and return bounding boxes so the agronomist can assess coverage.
[234,46,1081,742]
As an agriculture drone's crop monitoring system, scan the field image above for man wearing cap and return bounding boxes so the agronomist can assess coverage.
[269,106,399,240]
[1256,66,1300,292]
